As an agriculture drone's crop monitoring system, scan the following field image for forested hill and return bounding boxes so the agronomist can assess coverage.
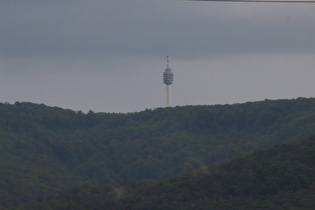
[19,134,315,210]
[1,97,315,207]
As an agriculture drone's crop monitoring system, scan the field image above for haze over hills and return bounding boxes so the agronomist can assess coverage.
[1,97,315,208]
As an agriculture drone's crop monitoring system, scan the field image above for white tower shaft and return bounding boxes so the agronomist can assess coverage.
[166,85,171,107]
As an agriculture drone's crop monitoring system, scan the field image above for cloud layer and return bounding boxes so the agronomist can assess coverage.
[1,1,315,112]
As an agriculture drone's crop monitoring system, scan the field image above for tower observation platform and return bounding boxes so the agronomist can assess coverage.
[163,56,174,107]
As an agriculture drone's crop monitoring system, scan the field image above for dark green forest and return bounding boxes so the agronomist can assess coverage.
[17,135,315,210]
[1,97,315,208]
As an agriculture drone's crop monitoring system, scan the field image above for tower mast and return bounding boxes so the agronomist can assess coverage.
[163,56,174,107]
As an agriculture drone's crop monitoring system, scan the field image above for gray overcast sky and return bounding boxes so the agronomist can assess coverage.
[1,0,315,113]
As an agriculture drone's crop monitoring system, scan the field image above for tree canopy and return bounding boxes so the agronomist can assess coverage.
[1,98,315,208]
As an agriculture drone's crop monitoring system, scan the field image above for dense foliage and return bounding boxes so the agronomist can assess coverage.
[15,135,315,209]
[1,97,315,207]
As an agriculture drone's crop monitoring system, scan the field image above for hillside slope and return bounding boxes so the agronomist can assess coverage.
[1,97,315,207]
[18,135,315,210]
